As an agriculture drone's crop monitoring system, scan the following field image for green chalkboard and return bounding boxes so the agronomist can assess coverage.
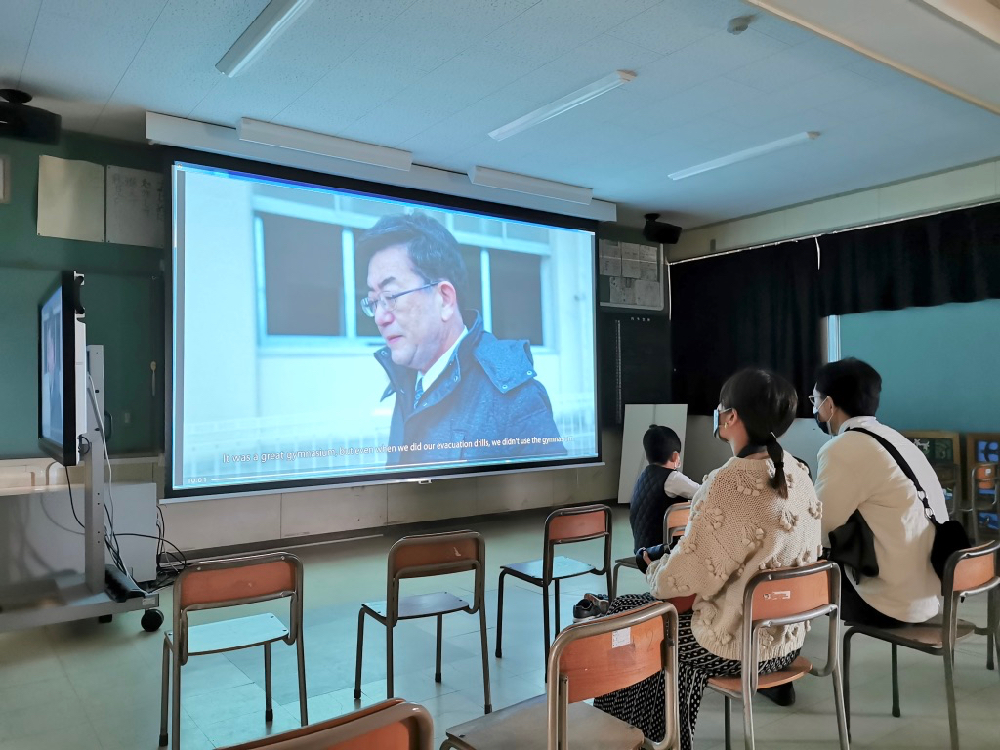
[0,132,165,458]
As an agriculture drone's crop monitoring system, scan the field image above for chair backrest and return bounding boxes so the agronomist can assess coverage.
[217,699,434,750]
[174,552,304,662]
[741,561,840,691]
[663,503,691,546]
[546,601,679,750]
[542,505,612,582]
[945,540,1000,598]
[386,530,485,616]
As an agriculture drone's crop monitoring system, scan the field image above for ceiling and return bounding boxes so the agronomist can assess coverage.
[3,0,1000,227]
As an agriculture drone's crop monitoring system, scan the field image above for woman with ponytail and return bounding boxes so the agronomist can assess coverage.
[594,369,822,750]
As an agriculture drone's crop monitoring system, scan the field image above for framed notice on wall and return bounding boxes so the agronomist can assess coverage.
[598,239,664,311]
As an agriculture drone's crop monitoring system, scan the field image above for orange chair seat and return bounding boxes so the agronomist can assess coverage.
[501,556,595,582]
[708,655,813,694]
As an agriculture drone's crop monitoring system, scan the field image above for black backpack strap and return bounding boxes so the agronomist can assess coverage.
[847,427,937,524]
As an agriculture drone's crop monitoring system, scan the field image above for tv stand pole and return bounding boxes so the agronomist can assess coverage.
[0,345,160,633]
[84,345,106,594]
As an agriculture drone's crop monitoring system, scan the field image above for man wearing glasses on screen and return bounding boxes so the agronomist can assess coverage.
[360,212,565,467]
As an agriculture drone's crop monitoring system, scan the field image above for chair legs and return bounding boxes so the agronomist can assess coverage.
[435,614,444,683]
[542,580,552,672]
[611,561,622,600]
[171,642,182,750]
[832,661,851,750]
[387,622,395,698]
[741,687,756,750]
[554,578,561,635]
[495,570,507,658]
[891,643,900,717]
[942,646,961,750]
[264,642,273,723]
[843,627,854,737]
[296,630,308,725]
[354,608,366,701]
[478,604,493,714]
[723,695,732,750]
[158,637,169,747]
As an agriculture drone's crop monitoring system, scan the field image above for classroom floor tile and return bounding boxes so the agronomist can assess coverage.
[0,505,996,749]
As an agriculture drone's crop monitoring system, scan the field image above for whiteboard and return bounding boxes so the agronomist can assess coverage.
[617,404,689,504]
[106,166,166,248]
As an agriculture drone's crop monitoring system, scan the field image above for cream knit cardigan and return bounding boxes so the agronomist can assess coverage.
[645,452,823,662]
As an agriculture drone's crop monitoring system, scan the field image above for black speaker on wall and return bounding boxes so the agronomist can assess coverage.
[642,213,682,245]
[598,312,671,426]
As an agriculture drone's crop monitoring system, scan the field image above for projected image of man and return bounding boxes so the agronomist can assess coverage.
[361,213,565,467]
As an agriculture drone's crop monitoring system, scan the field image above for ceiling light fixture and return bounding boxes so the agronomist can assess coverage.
[668,131,820,180]
[488,70,636,141]
[237,118,413,171]
[468,166,593,204]
[216,0,315,77]
[914,0,1000,47]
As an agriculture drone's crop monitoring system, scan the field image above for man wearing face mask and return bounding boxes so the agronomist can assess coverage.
[812,357,949,627]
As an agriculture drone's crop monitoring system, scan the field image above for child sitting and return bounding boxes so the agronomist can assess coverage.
[629,424,699,553]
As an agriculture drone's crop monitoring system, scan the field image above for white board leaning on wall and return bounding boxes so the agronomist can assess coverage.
[617,404,689,504]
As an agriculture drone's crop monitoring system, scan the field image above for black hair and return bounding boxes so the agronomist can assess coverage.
[643,424,682,465]
[814,357,881,418]
[719,368,798,498]
[357,212,468,305]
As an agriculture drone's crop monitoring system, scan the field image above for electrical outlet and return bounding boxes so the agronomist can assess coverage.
[123,411,131,425]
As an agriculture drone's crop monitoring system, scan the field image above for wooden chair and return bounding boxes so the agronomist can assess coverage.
[843,541,1000,750]
[495,505,613,669]
[442,600,680,750]
[354,530,491,713]
[611,503,691,599]
[706,561,849,750]
[159,552,307,750]
[218,699,434,749]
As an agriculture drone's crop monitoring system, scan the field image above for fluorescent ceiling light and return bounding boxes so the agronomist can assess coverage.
[489,70,636,141]
[468,166,593,204]
[914,0,1000,46]
[668,131,820,181]
[216,0,315,77]
[237,118,413,171]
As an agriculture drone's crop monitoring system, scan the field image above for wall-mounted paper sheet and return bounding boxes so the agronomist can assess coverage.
[37,155,105,242]
[106,166,166,248]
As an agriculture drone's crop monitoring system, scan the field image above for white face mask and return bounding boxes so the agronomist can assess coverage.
[713,407,733,442]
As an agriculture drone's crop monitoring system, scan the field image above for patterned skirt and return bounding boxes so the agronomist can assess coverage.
[593,593,797,750]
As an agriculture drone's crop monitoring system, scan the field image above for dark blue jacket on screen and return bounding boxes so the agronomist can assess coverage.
[375,312,566,467]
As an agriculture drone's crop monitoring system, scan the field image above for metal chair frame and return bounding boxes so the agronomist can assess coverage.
[159,552,307,750]
[611,503,691,599]
[442,600,680,750]
[354,530,492,713]
[495,505,613,670]
[218,698,434,750]
[707,561,849,750]
[958,462,999,544]
[843,541,1000,750]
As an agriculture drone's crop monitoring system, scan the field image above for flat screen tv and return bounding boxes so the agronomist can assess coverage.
[38,271,87,466]
[169,159,600,496]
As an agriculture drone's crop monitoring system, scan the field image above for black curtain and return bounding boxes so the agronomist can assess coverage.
[819,201,1000,316]
[671,239,820,417]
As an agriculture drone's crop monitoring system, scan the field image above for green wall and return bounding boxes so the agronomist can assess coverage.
[840,299,1000,433]
[0,133,165,457]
